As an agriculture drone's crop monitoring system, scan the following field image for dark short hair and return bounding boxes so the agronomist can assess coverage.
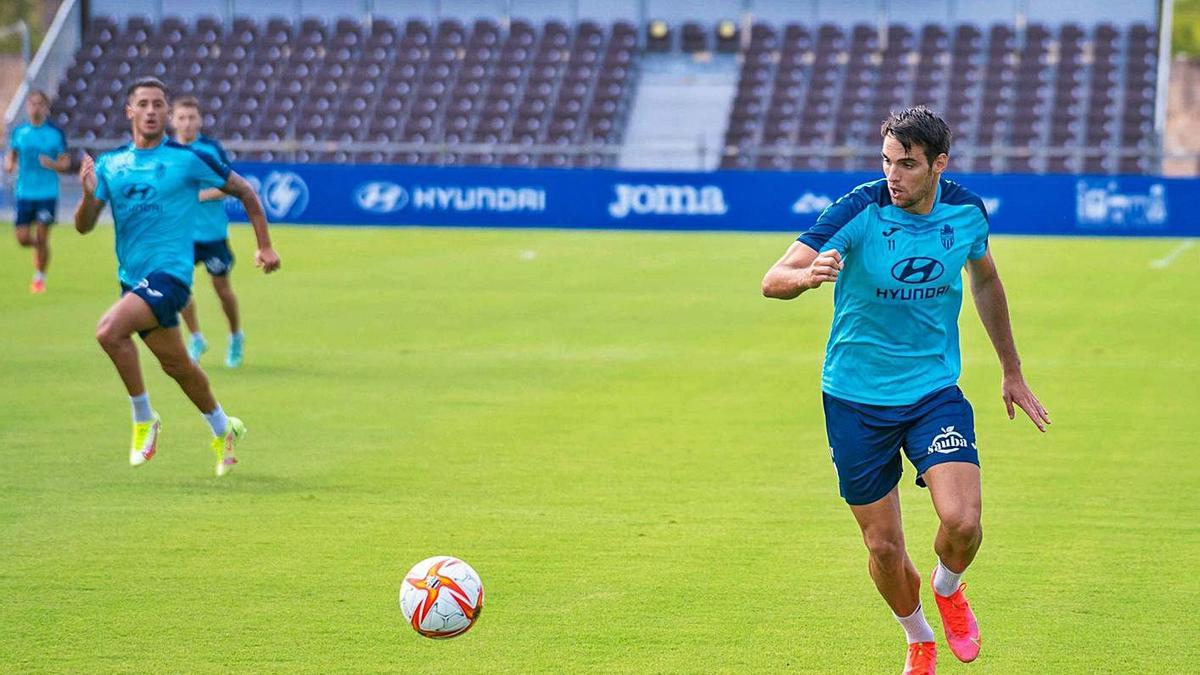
[880,106,952,166]
[125,77,170,102]
[173,95,200,111]
[27,89,50,105]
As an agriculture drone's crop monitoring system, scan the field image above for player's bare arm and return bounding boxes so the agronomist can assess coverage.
[198,188,226,202]
[3,149,15,174]
[220,170,281,273]
[39,152,71,171]
[74,154,104,234]
[966,250,1051,432]
[762,241,843,299]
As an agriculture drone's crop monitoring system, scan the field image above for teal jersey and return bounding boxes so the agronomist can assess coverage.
[798,178,990,406]
[182,134,232,242]
[9,122,67,199]
[94,138,231,288]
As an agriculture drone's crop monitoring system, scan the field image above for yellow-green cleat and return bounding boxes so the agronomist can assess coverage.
[130,413,162,466]
[212,417,246,477]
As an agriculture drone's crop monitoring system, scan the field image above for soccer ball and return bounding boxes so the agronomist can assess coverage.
[399,556,485,639]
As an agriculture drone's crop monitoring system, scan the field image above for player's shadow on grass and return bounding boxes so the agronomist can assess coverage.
[160,473,335,495]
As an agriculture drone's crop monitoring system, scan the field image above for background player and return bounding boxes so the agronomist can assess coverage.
[762,107,1050,674]
[74,77,281,476]
[5,90,70,293]
[169,96,245,367]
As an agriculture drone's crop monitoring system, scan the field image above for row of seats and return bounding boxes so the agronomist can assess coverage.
[50,16,1160,174]
[722,22,1159,175]
[53,15,640,168]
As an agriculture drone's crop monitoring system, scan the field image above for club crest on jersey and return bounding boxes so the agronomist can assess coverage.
[940,224,955,250]
[927,426,969,454]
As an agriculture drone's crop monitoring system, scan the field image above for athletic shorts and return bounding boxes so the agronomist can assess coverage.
[822,385,980,506]
[193,238,235,276]
[120,271,192,336]
[15,198,56,226]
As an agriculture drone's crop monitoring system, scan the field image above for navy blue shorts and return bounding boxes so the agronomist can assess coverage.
[15,198,56,226]
[193,239,234,276]
[120,271,192,336]
[823,385,979,506]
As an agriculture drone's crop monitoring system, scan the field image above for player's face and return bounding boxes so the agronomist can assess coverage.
[126,86,169,140]
[26,95,48,124]
[171,107,202,142]
[881,135,947,214]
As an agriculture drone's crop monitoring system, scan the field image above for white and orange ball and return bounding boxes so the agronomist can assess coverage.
[399,556,484,639]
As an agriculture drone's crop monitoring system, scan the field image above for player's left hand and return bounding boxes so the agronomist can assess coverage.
[255,246,282,273]
[38,154,55,169]
[1002,373,1050,432]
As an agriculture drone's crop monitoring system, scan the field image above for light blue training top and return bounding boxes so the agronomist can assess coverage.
[798,177,990,406]
[9,121,68,200]
[95,137,231,287]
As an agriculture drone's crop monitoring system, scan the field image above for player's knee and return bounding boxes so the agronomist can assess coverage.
[159,355,194,381]
[863,532,905,567]
[95,319,123,352]
[941,512,982,546]
[15,230,34,247]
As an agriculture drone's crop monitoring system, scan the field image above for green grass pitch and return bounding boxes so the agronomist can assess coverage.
[1,224,1197,673]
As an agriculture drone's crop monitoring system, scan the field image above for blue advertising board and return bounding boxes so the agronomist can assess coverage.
[226,164,1200,237]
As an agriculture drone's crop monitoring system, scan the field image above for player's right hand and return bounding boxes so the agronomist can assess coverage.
[806,249,843,289]
[79,154,97,195]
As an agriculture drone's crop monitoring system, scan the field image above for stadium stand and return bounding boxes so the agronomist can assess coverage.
[720,21,1160,174]
[39,11,1161,175]
[50,15,640,168]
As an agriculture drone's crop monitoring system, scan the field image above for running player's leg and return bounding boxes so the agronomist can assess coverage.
[96,292,162,464]
[34,219,50,277]
[923,463,982,573]
[212,272,240,333]
[181,296,201,334]
[141,324,245,476]
[825,392,936,672]
[140,326,217,413]
[14,200,35,250]
[180,296,208,361]
[201,240,243,367]
[14,225,34,248]
[850,491,938,674]
[850,488,922,616]
[906,386,982,663]
[15,224,36,290]
[95,293,158,396]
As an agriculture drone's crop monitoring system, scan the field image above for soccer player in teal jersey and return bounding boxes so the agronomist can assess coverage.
[762,107,1050,675]
[5,90,70,293]
[169,96,246,368]
[74,78,282,477]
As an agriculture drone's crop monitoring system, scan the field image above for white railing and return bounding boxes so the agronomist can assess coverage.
[3,0,82,130]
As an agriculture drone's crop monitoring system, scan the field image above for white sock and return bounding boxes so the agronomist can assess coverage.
[130,393,154,423]
[203,405,229,437]
[192,331,204,340]
[933,560,965,597]
[894,603,936,644]
[33,271,45,282]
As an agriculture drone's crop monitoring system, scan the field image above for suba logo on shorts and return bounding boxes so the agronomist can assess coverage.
[133,278,163,298]
[927,426,969,454]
